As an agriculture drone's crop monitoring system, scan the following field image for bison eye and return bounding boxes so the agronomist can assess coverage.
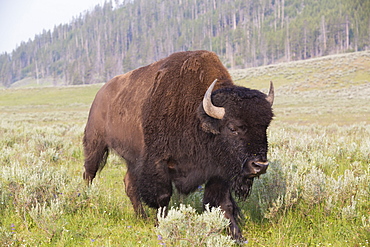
[227,125,238,135]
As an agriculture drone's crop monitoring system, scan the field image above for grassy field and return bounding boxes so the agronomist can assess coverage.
[1,51,369,246]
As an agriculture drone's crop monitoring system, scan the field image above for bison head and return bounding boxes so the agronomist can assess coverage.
[198,79,274,199]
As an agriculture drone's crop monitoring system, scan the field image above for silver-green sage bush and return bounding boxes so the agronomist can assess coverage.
[156,204,237,246]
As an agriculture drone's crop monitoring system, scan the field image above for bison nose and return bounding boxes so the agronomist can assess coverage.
[252,161,269,175]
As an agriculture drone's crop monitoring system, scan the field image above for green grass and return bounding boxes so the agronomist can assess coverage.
[0,84,102,108]
[1,51,369,246]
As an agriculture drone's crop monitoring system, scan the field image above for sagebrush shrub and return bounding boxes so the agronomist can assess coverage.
[156,204,235,246]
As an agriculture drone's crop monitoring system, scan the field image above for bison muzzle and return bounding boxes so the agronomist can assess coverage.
[83,50,274,240]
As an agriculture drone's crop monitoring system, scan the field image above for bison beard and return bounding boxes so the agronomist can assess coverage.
[233,176,255,201]
[83,50,274,240]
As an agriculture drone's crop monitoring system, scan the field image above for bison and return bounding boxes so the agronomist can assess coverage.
[83,50,274,240]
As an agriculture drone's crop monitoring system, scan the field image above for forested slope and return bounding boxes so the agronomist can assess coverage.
[1,0,369,87]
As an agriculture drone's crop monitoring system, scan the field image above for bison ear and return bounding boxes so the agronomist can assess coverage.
[200,121,220,134]
[197,105,221,134]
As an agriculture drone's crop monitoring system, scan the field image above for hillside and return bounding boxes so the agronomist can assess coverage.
[1,50,369,125]
[234,50,370,125]
[0,0,369,87]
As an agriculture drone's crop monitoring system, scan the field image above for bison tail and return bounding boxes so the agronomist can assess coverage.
[83,133,109,182]
[97,149,109,173]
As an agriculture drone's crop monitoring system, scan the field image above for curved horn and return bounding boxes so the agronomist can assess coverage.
[266,81,274,106]
[203,79,225,119]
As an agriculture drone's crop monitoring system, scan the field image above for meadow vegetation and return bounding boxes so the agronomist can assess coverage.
[0,51,369,246]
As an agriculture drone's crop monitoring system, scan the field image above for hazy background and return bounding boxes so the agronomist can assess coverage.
[1,0,369,87]
[0,0,106,53]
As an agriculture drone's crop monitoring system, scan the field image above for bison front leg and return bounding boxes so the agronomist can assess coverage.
[203,177,243,240]
[138,159,173,210]
[124,169,147,218]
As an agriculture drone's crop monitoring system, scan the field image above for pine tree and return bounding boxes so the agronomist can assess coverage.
[0,0,369,87]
